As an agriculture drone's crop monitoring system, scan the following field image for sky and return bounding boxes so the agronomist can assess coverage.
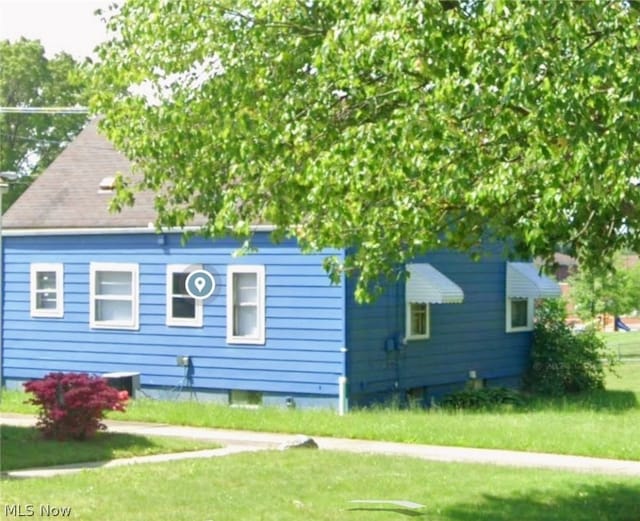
[0,0,112,59]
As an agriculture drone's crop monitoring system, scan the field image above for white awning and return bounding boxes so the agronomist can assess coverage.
[506,262,561,299]
[406,263,464,304]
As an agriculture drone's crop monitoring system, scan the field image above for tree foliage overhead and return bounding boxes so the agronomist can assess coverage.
[0,38,88,209]
[93,0,640,300]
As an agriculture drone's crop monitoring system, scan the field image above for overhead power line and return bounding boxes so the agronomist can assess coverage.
[0,107,89,114]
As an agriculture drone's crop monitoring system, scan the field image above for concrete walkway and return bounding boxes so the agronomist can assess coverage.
[3,413,640,479]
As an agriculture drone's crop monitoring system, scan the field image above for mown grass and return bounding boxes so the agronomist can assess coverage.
[2,450,638,521]
[2,364,638,461]
[111,364,639,460]
[0,425,221,471]
[604,330,640,360]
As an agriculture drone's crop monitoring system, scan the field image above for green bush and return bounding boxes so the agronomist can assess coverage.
[441,387,525,410]
[524,299,616,396]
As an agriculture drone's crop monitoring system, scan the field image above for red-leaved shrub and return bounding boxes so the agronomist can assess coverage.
[24,372,128,441]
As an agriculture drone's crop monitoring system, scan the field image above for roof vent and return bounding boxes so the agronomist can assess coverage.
[98,176,116,194]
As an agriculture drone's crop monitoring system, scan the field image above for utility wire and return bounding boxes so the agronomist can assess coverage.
[0,107,89,114]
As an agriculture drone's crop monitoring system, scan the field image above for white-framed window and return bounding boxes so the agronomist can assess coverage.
[30,263,64,318]
[406,302,430,340]
[226,265,265,345]
[90,262,139,330]
[506,297,534,332]
[166,264,203,327]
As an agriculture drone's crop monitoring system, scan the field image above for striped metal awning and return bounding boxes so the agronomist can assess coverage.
[506,262,561,299]
[406,264,464,304]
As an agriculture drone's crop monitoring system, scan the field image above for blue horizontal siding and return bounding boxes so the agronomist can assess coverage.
[346,244,534,403]
[6,340,342,362]
[4,346,342,372]
[3,366,337,395]
[3,232,346,398]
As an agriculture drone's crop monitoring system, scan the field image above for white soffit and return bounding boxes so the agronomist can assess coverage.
[406,263,464,304]
[507,262,561,299]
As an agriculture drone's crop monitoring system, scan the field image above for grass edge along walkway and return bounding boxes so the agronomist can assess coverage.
[2,364,638,461]
[2,413,640,479]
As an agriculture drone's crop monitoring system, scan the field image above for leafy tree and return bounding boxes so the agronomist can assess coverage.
[92,0,640,300]
[568,255,640,326]
[626,260,640,311]
[0,38,88,210]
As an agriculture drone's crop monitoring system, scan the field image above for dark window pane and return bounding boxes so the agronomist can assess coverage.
[511,299,529,328]
[173,297,196,319]
[173,273,188,295]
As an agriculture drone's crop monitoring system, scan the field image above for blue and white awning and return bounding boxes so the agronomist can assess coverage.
[406,263,464,304]
[506,262,561,299]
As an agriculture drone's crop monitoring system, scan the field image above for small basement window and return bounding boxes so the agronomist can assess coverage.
[229,390,263,407]
[30,263,64,318]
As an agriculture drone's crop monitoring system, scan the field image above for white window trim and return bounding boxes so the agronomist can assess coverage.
[405,302,431,341]
[90,262,139,330]
[30,263,64,318]
[226,265,266,345]
[166,264,204,327]
[506,297,534,333]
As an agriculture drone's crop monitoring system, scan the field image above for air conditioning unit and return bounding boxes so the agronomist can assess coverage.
[102,371,141,399]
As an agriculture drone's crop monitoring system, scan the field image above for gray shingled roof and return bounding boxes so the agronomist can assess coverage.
[3,119,158,230]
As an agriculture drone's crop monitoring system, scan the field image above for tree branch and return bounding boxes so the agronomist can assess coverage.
[210,2,324,36]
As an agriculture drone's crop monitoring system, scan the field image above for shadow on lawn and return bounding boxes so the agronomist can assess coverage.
[0,425,157,471]
[443,483,640,521]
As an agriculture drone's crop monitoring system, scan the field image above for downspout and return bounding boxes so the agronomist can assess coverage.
[0,185,6,389]
[338,374,348,416]
[338,258,349,415]
[395,269,404,394]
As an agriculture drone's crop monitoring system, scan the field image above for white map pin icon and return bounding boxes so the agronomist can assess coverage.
[185,269,216,299]
[194,276,206,292]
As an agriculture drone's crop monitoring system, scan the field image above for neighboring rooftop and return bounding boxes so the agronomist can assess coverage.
[3,119,158,230]
[553,253,579,268]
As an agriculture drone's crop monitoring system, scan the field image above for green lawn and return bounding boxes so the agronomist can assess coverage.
[3,364,639,461]
[1,451,638,521]
[604,330,640,360]
[0,425,221,471]
[2,359,639,461]
[114,364,640,461]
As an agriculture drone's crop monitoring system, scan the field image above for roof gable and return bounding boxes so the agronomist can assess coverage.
[3,120,158,230]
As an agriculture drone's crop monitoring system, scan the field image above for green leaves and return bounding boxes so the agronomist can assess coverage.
[0,39,88,210]
[92,0,640,300]
[526,299,614,396]
[568,254,640,322]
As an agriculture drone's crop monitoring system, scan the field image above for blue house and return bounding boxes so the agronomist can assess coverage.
[0,121,560,410]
